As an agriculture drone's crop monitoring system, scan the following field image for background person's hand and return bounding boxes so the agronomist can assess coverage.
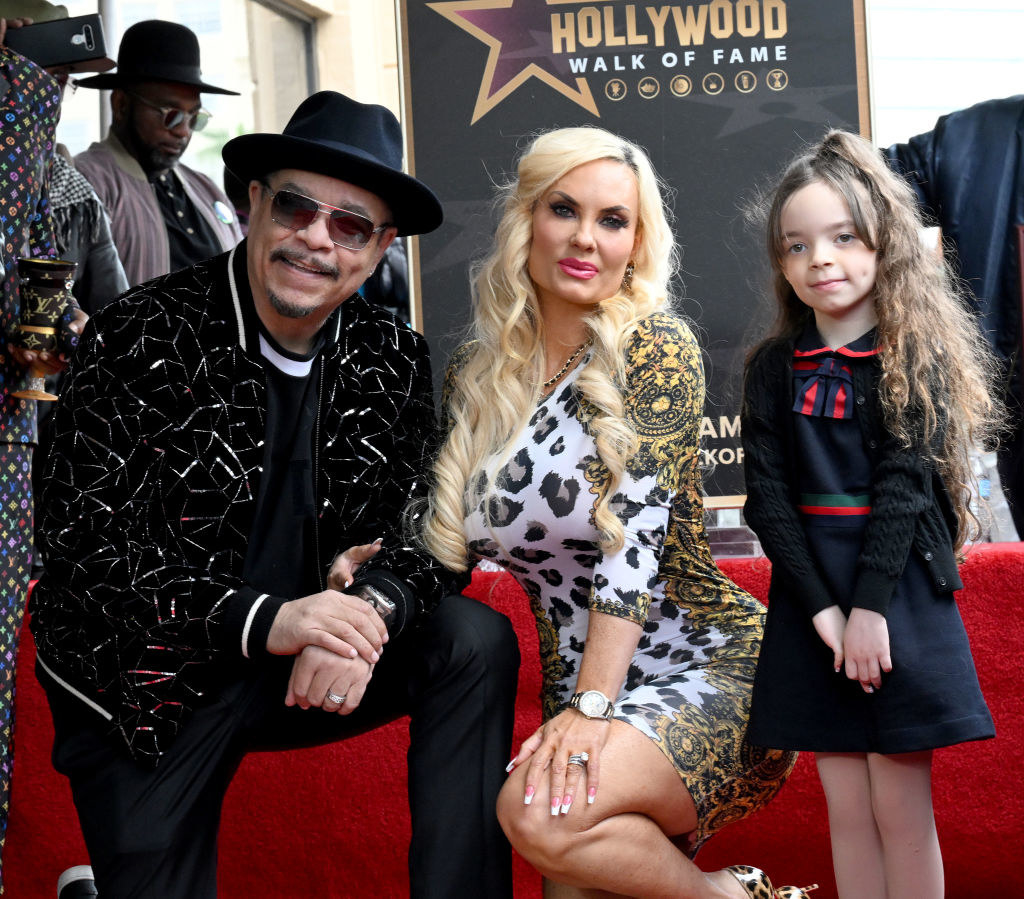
[6,307,88,376]
[7,344,67,376]
[0,17,34,45]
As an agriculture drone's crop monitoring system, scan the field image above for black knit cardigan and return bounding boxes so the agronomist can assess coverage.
[741,336,962,618]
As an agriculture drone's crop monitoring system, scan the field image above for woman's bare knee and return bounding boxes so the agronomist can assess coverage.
[497,776,582,876]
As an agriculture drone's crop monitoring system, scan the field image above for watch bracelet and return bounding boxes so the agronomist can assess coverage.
[355,583,397,624]
[567,690,614,719]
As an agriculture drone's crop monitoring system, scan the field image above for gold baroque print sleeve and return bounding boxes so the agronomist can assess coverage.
[586,314,703,625]
[439,341,476,435]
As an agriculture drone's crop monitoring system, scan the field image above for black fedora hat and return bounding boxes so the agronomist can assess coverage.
[223,91,442,237]
[76,19,238,94]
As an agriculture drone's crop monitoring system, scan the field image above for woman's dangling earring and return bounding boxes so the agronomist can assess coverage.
[622,261,635,292]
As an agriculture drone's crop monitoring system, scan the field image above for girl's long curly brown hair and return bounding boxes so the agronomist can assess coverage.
[756,129,1001,549]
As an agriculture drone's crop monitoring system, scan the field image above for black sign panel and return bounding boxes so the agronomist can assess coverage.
[400,0,868,501]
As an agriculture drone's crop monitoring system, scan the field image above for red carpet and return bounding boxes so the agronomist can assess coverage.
[6,543,1023,897]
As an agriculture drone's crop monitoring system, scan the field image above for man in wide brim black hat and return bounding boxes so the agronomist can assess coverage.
[72,19,242,288]
[30,87,517,899]
[75,17,235,93]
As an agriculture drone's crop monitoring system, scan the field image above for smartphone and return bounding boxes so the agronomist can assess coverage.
[5,14,110,73]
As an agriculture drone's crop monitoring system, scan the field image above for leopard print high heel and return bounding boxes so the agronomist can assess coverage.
[724,866,777,899]
[724,866,819,899]
[777,886,819,898]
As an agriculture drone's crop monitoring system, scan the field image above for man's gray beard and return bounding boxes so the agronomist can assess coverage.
[268,291,316,319]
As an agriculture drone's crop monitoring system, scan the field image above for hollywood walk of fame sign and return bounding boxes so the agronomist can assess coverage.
[399,0,869,502]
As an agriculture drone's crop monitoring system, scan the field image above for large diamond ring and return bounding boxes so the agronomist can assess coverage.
[567,752,589,768]
[326,690,347,705]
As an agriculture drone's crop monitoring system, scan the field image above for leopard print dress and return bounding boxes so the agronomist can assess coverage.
[462,314,795,852]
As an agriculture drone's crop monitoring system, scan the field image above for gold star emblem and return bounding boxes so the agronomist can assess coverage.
[428,0,599,123]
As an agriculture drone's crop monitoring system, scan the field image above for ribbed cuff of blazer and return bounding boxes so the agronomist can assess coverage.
[222,586,288,659]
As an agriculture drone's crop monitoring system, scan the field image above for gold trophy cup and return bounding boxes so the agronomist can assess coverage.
[11,256,78,401]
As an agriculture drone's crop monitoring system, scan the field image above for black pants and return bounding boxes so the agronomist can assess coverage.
[42,595,520,899]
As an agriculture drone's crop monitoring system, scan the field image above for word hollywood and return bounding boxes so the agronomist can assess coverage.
[551,1,788,54]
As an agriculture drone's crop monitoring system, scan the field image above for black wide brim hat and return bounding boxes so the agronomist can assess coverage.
[75,19,238,94]
[223,91,443,237]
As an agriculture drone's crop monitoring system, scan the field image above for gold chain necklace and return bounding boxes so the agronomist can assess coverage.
[542,340,591,389]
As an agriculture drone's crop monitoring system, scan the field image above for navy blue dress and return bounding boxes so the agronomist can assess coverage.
[748,325,994,753]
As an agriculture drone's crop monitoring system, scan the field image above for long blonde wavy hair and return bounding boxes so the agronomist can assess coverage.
[757,129,1001,548]
[421,126,678,572]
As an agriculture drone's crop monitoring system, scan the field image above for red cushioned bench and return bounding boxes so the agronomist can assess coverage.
[7,544,1023,898]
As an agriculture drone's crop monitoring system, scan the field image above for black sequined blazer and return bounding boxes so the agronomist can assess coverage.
[31,244,449,764]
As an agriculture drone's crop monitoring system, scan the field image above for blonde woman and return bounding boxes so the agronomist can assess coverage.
[422,127,811,898]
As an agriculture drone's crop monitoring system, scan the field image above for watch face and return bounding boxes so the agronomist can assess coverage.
[579,691,608,717]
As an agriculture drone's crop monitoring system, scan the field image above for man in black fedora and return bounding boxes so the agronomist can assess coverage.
[31,90,519,898]
[74,19,243,288]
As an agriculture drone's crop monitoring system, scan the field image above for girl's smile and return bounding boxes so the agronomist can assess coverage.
[779,180,879,346]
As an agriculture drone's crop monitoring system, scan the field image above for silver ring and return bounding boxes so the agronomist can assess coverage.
[326,690,347,705]
[567,752,589,768]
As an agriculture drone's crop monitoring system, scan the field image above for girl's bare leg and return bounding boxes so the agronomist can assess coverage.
[816,752,887,899]
[498,721,752,899]
[867,751,942,899]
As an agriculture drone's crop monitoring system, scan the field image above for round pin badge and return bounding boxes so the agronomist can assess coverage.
[214,200,235,224]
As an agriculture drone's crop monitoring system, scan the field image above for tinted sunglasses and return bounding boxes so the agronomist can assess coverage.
[263,185,389,250]
[124,89,211,132]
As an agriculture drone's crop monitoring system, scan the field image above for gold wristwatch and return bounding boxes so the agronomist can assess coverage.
[568,689,614,720]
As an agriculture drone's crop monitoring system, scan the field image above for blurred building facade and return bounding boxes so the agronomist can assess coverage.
[57,0,402,183]
[52,1,1024,190]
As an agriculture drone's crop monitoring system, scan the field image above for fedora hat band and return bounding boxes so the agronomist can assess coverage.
[115,61,207,86]
[288,135,401,173]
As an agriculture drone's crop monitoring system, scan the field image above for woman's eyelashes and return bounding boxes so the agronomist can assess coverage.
[547,201,629,231]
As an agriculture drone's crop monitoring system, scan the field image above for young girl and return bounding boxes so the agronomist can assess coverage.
[742,130,998,899]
